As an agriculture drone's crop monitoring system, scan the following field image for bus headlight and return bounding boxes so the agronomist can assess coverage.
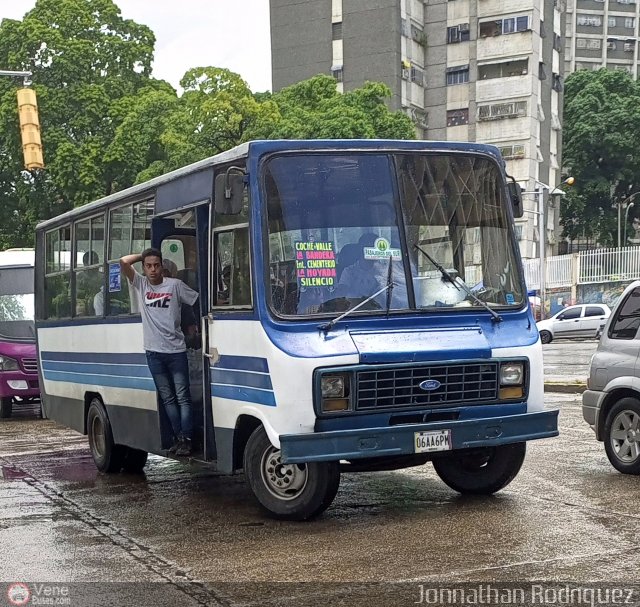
[0,355,19,371]
[321,375,345,398]
[320,374,351,412]
[499,362,524,399]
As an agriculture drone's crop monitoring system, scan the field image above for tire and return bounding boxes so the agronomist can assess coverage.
[539,330,552,344]
[0,397,12,419]
[87,399,125,473]
[604,397,640,475]
[433,442,526,495]
[121,447,148,474]
[243,426,340,521]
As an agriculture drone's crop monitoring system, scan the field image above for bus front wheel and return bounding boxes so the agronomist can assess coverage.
[87,399,125,473]
[243,426,340,521]
[432,442,526,495]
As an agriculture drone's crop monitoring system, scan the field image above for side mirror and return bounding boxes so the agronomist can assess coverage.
[507,181,524,218]
[215,172,245,215]
[557,314,565,321]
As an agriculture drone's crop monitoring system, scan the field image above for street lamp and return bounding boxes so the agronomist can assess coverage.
[624,201,636,246]
[617,192,640,247]
[521,176,575,320]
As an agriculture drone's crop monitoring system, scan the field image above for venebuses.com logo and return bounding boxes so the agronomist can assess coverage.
[7,583,31,606]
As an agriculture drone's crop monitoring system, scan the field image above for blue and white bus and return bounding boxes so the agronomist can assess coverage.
[35,140,558,520]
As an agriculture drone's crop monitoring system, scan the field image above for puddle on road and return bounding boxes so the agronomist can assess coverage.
[1,465,29,480]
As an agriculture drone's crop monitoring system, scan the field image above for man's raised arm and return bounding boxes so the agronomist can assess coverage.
[120,253,142,283]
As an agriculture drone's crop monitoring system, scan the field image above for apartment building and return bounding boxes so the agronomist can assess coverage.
[565,0,640,76]
[270,0,565,260]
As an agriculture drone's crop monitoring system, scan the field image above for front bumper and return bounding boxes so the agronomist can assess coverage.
[582,389,605,436]
[0,371,40,399]
[280,410,559,464]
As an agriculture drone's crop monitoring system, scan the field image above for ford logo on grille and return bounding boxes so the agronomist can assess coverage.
[419,379,441,391]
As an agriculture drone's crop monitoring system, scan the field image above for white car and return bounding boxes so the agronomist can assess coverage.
[536,303,611,344]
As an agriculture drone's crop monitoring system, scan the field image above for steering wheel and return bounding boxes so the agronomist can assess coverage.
[317,296,383,314]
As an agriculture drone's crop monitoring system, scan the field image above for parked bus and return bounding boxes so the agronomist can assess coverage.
[0,248,40,418]
[34,140,558,520]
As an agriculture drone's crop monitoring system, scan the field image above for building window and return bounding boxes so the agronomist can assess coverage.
[332,21,343,40]
[331,65,343,82]
[607,39,617,51]
[410,66,425,86]
[479,15,530,37]
[625,17,636,28]
[497,143,526,160]
[609,16,617,27]
[479,59,528,80]
[446,65,470,85]
[577,38,602,50]
[577,14,602,27]
[401,18,409,37]
[625,40,635,51]
[447,23,470,43]
[477,100,527,121]
[446,108,469,126]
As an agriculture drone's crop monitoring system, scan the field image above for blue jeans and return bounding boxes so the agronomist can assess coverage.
[146,350,193,441]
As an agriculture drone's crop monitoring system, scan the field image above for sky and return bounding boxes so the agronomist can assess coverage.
[2,0,273,92]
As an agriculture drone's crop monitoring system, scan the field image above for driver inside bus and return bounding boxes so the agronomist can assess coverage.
[335,232,410,308]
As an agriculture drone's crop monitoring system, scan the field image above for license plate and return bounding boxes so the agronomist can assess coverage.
[414,430,452,453]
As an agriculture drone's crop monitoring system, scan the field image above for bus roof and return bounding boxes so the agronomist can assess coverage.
[36,139,502,232]
[0,248,35,268]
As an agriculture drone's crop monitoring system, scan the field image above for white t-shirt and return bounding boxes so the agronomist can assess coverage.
[130,272,199,353]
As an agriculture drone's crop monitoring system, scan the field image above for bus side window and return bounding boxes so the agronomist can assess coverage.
[106,201,152,316]
[214,229,251,307]
[44,226,72,319]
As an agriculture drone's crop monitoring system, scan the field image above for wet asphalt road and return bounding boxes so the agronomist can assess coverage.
[1,340,639,606]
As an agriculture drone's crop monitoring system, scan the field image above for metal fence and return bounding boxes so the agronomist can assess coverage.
[524,246,640,290]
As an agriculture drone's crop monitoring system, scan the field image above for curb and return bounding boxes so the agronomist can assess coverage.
[544,383,586,394]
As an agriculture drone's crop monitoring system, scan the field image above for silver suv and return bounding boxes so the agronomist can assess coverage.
[583,280,640,474]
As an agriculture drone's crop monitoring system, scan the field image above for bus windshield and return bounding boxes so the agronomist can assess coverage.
[264,152,524,318]
[0,266,35,339]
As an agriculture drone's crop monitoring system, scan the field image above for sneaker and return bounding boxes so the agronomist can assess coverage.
[175,437,192,457]
[167,437,180,454]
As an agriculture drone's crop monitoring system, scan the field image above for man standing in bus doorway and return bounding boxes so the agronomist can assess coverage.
[120,248,199,456]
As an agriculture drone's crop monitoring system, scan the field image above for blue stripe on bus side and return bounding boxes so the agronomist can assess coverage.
[211,384,277,407]
[42,370,156,391]
[41,351,148,365]
[210,368,273,390]
[213,355,269,373]
[41,360,152,378]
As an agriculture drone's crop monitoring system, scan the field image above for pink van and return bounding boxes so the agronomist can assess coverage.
[0,249,40,418]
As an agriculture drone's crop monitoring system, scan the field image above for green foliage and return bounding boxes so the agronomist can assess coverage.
[0,2,415,251]
[562,69,640,245]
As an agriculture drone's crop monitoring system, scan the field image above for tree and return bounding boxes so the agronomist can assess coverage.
[0,0,169,247]
[562,69,640,246]
[250,75,416,141]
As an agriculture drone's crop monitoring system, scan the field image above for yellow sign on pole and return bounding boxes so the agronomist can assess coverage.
[17,88,44,170]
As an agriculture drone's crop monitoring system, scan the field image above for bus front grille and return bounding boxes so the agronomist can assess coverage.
[356,362,499,410]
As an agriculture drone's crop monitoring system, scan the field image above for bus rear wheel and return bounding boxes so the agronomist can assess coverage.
[87,399,125,473]
[432,442,526,495]
[243,426,340,521]
[0,397,12,419]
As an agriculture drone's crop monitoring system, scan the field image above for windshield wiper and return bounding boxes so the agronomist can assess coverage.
[385,255,394,319]
[414,245,502,323]
[320,277,394,335]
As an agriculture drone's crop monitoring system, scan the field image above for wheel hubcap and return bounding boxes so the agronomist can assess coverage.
[610,410,640,463]
[261,447,308,500]
[91,416,106,459]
